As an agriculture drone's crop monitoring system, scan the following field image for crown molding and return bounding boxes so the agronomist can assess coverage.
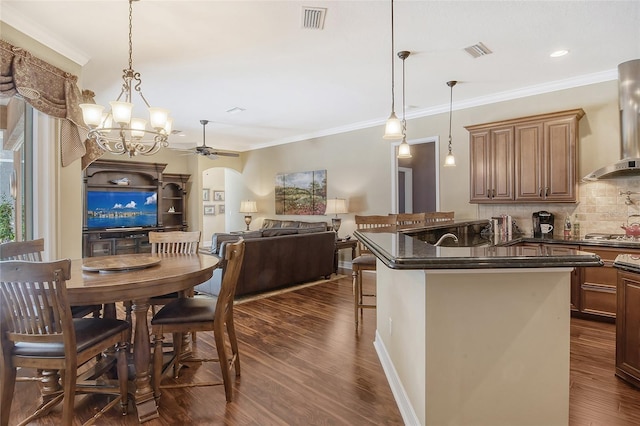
[2,4,90,66]
[255,68,618,151]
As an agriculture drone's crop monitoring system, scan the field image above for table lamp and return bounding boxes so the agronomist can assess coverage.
[324,198,348,235]
[239,200,258,231]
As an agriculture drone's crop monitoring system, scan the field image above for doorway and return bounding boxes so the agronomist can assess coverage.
[391,138,439,214]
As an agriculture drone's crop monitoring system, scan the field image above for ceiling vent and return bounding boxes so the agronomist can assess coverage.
[302,7,327,30]
[464,42,493,58]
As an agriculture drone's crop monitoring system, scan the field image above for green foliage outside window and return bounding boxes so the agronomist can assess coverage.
[0,194,15,242]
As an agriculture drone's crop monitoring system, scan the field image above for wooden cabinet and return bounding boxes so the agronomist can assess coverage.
[469,126,514,202]
[467,109,584,204]
[82,160,190,257]
[616,269,640,388]
[161,173,190,231]
[578,246,626,319]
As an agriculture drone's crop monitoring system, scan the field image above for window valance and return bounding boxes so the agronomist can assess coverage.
[0,39,102,168]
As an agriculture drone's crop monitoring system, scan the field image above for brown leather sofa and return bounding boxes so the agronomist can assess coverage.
[196,229,336,298]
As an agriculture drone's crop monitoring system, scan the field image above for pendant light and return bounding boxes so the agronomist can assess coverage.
[397,50,412,158]
[443,80,458,167]
[383,0,403,139]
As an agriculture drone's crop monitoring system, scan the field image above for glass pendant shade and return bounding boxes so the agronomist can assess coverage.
[398,139,412,158]
[130,118,147,138]
[384,112,403,139]
[444,151,456,167]
[80,104,105,127]
[149,107,169,130]
[163,118,173,135]
[110,101,134,125]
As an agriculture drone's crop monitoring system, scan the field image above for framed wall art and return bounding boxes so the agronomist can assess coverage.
[204,205,216,215]
[203,188,210,201]
[275,169,327,215]
[218,204,225,214]
[213,190,225,201]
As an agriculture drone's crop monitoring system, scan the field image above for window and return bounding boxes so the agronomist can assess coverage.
[0,101,34,242]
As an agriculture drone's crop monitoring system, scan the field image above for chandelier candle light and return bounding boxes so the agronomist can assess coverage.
[444,80,458,167]
[80,0,172,157]
[239,201,258,231]
[383,0,403,140]
[325,198,348,236]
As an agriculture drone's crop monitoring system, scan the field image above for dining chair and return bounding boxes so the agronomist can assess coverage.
[147,231,201,342]
[151,239,245,402]
[0,259,129,426]
[395,212,427,226]
[424,211,455,223]
[352,215,397,329]
[0,239,101,319]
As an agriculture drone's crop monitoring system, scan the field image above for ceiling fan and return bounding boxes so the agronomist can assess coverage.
[177,119,240,159]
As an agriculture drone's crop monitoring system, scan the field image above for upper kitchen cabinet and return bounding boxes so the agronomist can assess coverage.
[469,125,514,202]
[467,109,585,204]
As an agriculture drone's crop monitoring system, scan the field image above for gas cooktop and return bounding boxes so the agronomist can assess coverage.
[584,233,640,242]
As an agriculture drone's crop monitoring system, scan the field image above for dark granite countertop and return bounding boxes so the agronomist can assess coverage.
[613,254,640,274]
[354,221,604,270]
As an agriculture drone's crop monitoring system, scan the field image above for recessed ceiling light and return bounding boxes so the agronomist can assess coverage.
[550,49,569,58]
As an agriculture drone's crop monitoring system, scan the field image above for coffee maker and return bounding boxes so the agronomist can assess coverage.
[533,211,555,238]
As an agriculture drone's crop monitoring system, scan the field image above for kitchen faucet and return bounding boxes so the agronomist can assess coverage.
[434,233,459,246]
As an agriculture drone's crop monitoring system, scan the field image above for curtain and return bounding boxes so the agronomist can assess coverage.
[0,39,103,168]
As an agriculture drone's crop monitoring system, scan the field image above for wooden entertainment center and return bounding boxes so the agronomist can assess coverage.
[82,159,190,257]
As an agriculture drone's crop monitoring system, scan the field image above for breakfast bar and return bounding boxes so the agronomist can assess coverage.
[355,222,603,426]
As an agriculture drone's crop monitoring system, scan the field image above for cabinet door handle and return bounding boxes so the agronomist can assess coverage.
[539,187,543,197]
[488,190,492,199]
[545,187,549,197]
[492,189,496,198]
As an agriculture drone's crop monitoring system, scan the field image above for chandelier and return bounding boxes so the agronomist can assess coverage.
[80,0,172,157]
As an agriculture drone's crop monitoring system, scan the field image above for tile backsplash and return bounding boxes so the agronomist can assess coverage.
[477,178,640,237]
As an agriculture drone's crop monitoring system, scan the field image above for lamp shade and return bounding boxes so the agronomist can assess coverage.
[325,198,348,215]
[239,200,258,213]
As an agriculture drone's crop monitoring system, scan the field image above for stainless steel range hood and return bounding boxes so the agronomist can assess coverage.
[583,59,640,181]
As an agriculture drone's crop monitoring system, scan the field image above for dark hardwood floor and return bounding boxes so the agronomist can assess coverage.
[7,273,640,425]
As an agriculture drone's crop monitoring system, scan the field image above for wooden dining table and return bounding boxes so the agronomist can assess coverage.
[65,252,219,423]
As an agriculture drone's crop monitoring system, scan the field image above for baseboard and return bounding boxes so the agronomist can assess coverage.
[374,330,420,426]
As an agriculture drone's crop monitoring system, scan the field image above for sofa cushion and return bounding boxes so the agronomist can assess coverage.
[297,226,328,234]
[211,231,262,254]
[298,221,328,229]
[262,228,299,237]
[279,220,300,228]
[262,219,282,229]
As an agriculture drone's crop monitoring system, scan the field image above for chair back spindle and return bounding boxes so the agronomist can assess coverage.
[354,215,397,256]
[216,239,246,320]
[0,238,45,261]
[0,259,73,351]
[149,231,201,254]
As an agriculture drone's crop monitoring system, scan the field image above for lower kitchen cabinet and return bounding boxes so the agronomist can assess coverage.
[616,270,640,388]
[518,243,640,320]
[578,246,640,320]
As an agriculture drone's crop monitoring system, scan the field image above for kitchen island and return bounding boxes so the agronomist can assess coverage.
[355,222,602,426]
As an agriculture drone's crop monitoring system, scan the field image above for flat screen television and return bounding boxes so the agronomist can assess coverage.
[86,190,158,230]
